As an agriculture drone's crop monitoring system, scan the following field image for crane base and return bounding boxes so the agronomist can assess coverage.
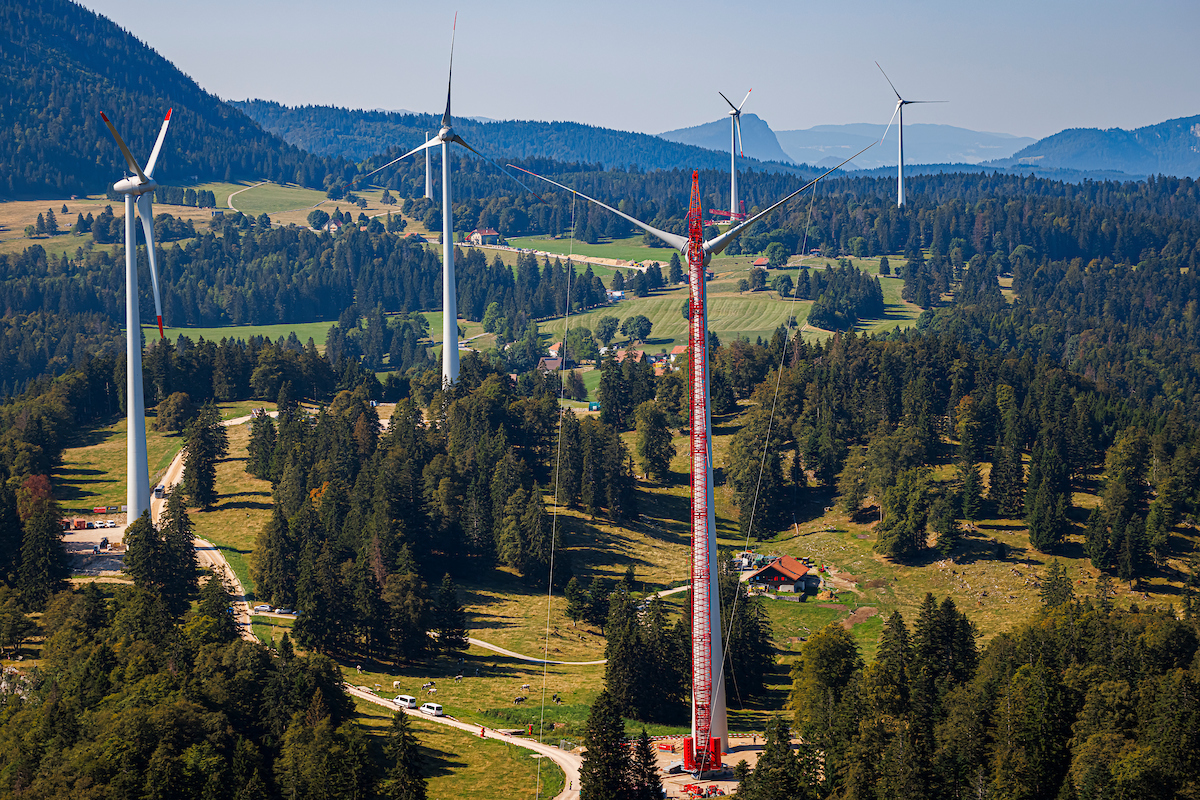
[683,736,722,772]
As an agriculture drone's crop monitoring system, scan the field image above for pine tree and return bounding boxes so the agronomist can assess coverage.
[630,728,663,800]
[380,710,427,800]
[246,413,276,479]
[580,690,631,800]
[958,460,983,522]
[875,468,931,561]
[433,573,468,653]
[182,403,229,508]
[17,507,68,610]
[160,490,199,615]
[837,447,868,517]
[252,505,296,607]
[564,576,586,626]
[1039,559,1074,608]
[190,572,237,644]
[634,401,675,482]
[931,495,961,559]
[737,716,804,800]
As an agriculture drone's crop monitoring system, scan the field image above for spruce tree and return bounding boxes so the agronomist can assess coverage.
[182,403,229,508]
[123,510,165,590]
[17,507,68,610]
[580,690,631,800]
[246,413,276,479]
[380,710,427,800]
[630,728,663,800]
[252,505,295,607]
[564,577,586,626]
[160,489,199,615]
[958,460,983,522]
[433,573,468,653]
[737,716,803,800]
[1039,560,1074,608]
[837,447,868,517]
[634,401,675,482]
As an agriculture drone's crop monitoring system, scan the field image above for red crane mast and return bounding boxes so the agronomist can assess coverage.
[684,170,722,773]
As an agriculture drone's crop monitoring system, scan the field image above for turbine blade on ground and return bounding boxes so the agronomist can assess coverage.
[100,113,148,183]
[875,61,902,101]
[450,135,544,200]
[705,140,879,257]
[145,109,172,178]
[364,138,441,179]
[136,193,164,338]
[507,164,688,251]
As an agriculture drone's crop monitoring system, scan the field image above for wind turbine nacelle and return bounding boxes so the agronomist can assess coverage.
[113,176,157,196]
[438,126,453,141]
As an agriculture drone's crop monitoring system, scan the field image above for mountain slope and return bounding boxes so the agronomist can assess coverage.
[991,115,1200,177]
[232,100,813,176]
[774,123,1035,170]
[0,0,340,198]
[656,113,797,165]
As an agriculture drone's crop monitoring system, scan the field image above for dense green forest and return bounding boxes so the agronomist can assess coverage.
[232,99,812,175]
[0,0,349,198]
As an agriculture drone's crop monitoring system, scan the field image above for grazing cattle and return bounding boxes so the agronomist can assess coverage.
[513,696,526,704]
[520,683,530,690]
[454,674,463,682]
[427,687,437,695]
[393,681,402,689]
[422,681,435,690]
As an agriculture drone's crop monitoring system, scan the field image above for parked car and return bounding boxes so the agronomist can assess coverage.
[104,520,115,528]
[418,702,443,717]
[252,604,270,613]
[278,608,294,615]
[394,695,417,709]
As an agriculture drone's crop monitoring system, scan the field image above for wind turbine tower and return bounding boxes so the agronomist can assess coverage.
[719,90,751,222]
[876,62,946,207]
[100,110,171,522]
[511,136,876,775]
[366,16,538,386]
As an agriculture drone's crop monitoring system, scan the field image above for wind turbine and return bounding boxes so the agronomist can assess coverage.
[366,15,539,386]
[876,62,946,207]
[100,109,172,523]
[718,89,751,221]
[510,137,875,769]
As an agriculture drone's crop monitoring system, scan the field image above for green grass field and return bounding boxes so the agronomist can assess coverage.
[227,182,330,216]
[352,697,564,800]
[157,320,337,349]
[506,234,677,267]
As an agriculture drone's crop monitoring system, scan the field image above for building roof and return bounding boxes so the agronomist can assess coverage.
[752,257,769,267]
[615,348,644,363]
[473,228,499,236]
[537,357,563,372]
[548,341,564,355]
[747,555,809,583]
[670,344,688,356]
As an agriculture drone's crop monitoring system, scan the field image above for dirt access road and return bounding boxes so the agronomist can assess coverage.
[345,684,581,800]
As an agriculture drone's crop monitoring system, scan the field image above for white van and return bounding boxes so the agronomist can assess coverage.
[394,695,417,709]
[419,702,443,717]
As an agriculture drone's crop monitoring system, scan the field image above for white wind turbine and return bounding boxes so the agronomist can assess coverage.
[366,15,540,385]
[100,109,172,523]
[718,89,751,221]
[876,62,946,207]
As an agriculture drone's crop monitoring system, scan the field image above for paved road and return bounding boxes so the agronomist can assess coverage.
[345,684,582,800]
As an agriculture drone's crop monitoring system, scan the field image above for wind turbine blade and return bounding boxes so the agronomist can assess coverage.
[735,116,744,157]
[136,193,165,338]
[705,140,878,257]
[442,12,457,127]
[879,102,901,144]
[904,100,948,104]
[450,135,544,200]
[718,91,739,113]
[875,61,902,101]
[364,138,441,179]
[507,164,689,251]
[738,88,752,111]
[100,113,148,183]
[144,109,172,178]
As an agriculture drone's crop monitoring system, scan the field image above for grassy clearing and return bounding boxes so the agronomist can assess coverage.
[507,234,676,268]
[157,320,337,349]
[351,697,564,800]
[0,196,214,257]
[227,183,328,216]
[188,422,274,600]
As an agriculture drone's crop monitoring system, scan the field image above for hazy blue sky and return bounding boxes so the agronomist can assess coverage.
[81,0,1199,139]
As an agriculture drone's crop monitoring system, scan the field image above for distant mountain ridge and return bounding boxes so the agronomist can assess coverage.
[988,115,1200,178]
[776,123,1036,170]
[0,0,341,198]
[232,100,814,177]
[657,113,798,165]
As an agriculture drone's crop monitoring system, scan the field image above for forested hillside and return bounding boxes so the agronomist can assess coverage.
[995,114,1200,178]
[232,99,812,176]
[0,0,348,198]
